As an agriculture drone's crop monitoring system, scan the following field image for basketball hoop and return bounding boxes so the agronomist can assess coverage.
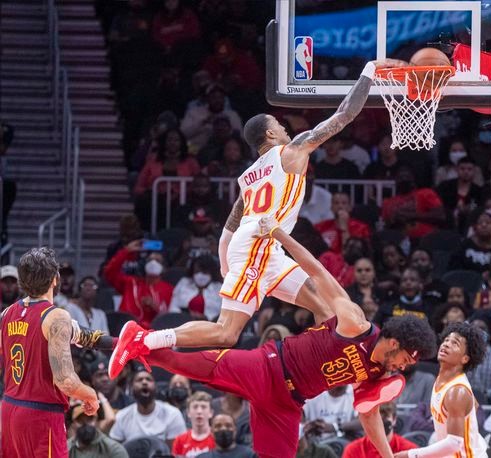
[374,65,455,151]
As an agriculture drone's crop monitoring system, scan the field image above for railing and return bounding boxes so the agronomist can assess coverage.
[44,0,83,271]
[38,208,70,250]
[151,177,239,233]
[74,179,85,277]
[0,243,15,265]
[151,176,396,233]
[47,0,60,130]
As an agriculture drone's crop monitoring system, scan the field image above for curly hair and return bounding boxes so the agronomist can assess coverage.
[439,322,487,372]
[18,247,59,298]
[380,315,437,360]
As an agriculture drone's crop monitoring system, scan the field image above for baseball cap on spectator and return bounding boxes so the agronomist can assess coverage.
[1,265,18,280]
[189,207,212,223]
[89,354,109,376]
[59,262,75,276]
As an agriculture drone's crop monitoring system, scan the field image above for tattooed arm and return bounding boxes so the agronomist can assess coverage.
[219,196,244,277]
[42,308,99,415]
[282,58,407,174]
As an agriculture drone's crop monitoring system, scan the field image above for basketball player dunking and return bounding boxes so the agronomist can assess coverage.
[107,216,437,458]
[109,58,407,379]
[395,322,488,458]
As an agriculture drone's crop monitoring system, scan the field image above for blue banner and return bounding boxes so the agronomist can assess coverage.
[294,6,483,59]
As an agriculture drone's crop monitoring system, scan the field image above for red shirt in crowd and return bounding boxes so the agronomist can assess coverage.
[171,430,215,458]
[318,251,354,288]
[133,154,200,196]
[314,218,371,254]
[152,7,201,52]
[104,248,174,328]
[342,433,417,458]
[381,188,443,238]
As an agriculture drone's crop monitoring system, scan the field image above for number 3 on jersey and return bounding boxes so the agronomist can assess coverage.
[243,182,274,216]
[10,343,25,385]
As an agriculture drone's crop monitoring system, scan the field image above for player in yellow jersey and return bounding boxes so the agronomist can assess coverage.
[109,58,407,379]
[395,322,488,458]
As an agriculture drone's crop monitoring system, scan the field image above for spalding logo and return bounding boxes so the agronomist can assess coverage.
[245,267,259,281]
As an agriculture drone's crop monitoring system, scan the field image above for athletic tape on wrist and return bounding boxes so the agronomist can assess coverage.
[361,62,376,80]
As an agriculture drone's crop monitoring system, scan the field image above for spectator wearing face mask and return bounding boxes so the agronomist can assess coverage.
[435,137,484,186]
[169,255,222,320]
[68,403,128,458]
[342,402,417,458]
[104,240,174,328]
[167,375,192,423]
[196,414,255,458]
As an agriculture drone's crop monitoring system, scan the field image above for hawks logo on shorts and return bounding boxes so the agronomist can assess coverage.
[245,267,259,281]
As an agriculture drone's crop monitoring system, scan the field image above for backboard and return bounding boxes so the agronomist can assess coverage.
[266,0,491,109]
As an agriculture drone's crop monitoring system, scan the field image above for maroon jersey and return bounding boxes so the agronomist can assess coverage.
[1,299,68,410]
[282,316,385,399]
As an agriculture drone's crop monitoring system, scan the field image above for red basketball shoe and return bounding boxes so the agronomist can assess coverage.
[108,321,151,380]
[353,374,406,414]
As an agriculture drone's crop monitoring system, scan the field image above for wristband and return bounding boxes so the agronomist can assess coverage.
[361,61,376,80]
[269,225,280,238]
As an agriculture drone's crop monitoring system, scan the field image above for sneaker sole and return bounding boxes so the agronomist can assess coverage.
[108,320,133,380]
[355,378,405,413]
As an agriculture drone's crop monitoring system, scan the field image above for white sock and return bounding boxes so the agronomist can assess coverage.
[144,329,176,350]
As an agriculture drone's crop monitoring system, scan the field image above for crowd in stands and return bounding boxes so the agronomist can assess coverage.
[0,0,491,456]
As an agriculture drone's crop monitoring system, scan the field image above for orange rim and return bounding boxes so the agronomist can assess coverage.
[375,65,455,81]
[376,65,455,101]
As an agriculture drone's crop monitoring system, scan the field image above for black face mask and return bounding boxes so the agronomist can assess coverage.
[168,387,188,403]
[214,430,234,449]
[383,419,393,436]
[76,424,97,446]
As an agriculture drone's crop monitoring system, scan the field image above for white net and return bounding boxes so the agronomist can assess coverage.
[374,67,454,151]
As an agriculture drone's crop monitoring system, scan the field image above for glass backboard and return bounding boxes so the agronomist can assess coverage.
[266,0,491,109]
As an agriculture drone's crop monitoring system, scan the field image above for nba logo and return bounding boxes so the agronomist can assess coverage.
[294,36,313,80]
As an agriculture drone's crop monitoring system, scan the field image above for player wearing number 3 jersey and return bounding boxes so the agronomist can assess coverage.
[108,59,408,378]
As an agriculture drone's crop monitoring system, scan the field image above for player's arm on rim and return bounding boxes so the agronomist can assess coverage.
[359,406,395,458]
[261,216,370,337]
[42,308,99,415]
[219,195,244,277]
[281,58,407,174]
[395,386,470,458]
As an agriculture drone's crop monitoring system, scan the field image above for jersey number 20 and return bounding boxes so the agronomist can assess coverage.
[10,343,25,385]
[243,182,274,216]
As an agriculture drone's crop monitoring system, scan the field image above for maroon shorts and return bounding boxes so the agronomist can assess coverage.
[203,340,303,458]
[2,398,68,458]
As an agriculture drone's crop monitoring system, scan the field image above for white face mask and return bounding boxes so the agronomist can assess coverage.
[449,151,467,165]
[145,260,163,276]
[193,272,211,288]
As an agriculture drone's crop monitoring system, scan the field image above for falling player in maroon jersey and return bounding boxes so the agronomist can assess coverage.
[109,217,437,458]
[1,248,100,458]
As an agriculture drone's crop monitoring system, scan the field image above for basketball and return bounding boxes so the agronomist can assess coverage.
[409,47,451,67]
[408,48,452,92]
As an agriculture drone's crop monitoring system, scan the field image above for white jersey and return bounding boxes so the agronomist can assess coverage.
[238,145,305,235]
[430,373,487,458]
